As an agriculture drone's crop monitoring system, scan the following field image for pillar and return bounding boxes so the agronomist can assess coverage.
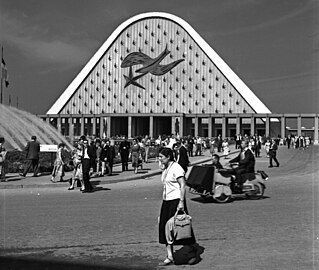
[99,116,103,138]
[222,116,227,139]
[236,116,241,135]
[265,116,270,137]
[128,116,132,139]
[297,115,302,137]
[194,117,199,137]
[314,115,319,144]
[171,117,176,135]
[250,116,255,136]
[149,116,154,138]
[69,117,74,142]
[208,117,212,138]
[92,116,96,136]
[106,116,111,138]
[179,116,184,137]
[57,116,62,133]
[46,117,50,124]
[281,116,286,139]
[80,116,84,136]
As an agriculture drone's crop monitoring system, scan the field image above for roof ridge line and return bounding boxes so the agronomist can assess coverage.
[47,12,271,114]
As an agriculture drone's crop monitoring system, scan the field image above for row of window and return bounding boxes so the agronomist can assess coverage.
[65,108,248,115]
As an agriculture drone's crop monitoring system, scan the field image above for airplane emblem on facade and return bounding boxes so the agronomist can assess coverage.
[121,45,184,89]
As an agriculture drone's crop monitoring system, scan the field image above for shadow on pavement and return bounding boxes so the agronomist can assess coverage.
[190,197,229,204]
[93,187,111,192]
[0,256,151,270]
[173,244,205,265]
[191,195,270,204]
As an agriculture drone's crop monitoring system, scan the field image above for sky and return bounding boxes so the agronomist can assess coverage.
[0,0,318,115]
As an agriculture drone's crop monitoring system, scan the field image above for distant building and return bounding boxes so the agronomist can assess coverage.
[43,12,318,143]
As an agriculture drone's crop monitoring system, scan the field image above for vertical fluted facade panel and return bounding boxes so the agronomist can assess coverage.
[60,18,254,115]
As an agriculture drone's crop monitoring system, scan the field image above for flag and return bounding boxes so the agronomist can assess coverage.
[1,56,9,87]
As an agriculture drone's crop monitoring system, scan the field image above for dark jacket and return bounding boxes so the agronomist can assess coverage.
[230,148,255,173]
[24,140,40,160]
[105,145,116,161]
[100,145,107,161]
[269,143,278,156]
[81,145,95,161]
[119,140,130,154]
[177,146,190,172]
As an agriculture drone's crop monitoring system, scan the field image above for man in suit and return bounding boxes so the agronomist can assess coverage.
[268,139,280,167]
[174,140,190,173]
[81,137,95,193]
[187,136,194,157]
[105,139,116,176]
[118,137,130,171]
[20,136,41,177]
[228,140,255,188]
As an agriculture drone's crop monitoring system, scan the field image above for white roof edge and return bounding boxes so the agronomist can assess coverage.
[47,12,271,114]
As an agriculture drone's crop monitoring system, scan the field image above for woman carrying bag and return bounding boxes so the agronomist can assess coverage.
[158,148,199,266]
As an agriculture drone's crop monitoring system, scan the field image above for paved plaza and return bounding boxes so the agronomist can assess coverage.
[0,145,318,269]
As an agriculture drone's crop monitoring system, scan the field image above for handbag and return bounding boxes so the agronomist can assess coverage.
[174,210,192,241]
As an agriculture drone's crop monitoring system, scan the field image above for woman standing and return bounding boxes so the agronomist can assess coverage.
[51,143,66,182]
[0,137,7,182]
[158,148,198,266]
[222,138,229,159]
[130,139,141,174]
[68,143,84,191]
[264,138,271,157]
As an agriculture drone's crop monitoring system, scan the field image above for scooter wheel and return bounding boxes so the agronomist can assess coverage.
[213,185,232,203]
[246,183,264,200]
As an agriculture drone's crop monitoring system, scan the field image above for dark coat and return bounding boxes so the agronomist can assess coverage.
[177,146,190,172]
[24,140,40,160]
[81,145,95,161]
[105,145,116,161]
[100,145,107,161]
[230,148,255,173]
[119,140,130,154]
[269,143,278,156]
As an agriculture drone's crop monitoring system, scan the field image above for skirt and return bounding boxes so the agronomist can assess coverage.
[159,198,196,245]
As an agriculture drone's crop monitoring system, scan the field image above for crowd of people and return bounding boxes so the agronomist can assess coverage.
[0,132,314,185]
[0,132,315,265]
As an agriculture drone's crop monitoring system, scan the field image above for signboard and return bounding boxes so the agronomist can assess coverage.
[40,144,58,152]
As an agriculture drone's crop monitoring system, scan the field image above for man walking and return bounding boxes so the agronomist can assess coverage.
[175,140,190,173]
[20,136,40,177]
[119,137,130,171]
[268,139,280,167]
[81,137,94,192]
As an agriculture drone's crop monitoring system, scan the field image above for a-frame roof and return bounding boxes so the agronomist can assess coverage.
[47,12,271,115]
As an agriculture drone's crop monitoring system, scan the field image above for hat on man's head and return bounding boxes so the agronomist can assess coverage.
[79,135,86,141]
[31,136,37,140]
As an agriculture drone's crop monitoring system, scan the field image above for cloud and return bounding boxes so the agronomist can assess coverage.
[215,0,315,36]
[1,11,99,68]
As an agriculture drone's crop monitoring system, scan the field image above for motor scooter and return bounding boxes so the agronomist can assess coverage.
[186,164,269,203]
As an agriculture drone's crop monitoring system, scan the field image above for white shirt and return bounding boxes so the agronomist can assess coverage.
[167,138,176,149]
[161,162,185,201]
[83,147,90,159]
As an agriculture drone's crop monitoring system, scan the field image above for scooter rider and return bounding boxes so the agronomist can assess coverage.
[228,140,255,190]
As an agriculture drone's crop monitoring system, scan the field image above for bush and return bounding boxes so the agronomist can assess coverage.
[5,146,159,173]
